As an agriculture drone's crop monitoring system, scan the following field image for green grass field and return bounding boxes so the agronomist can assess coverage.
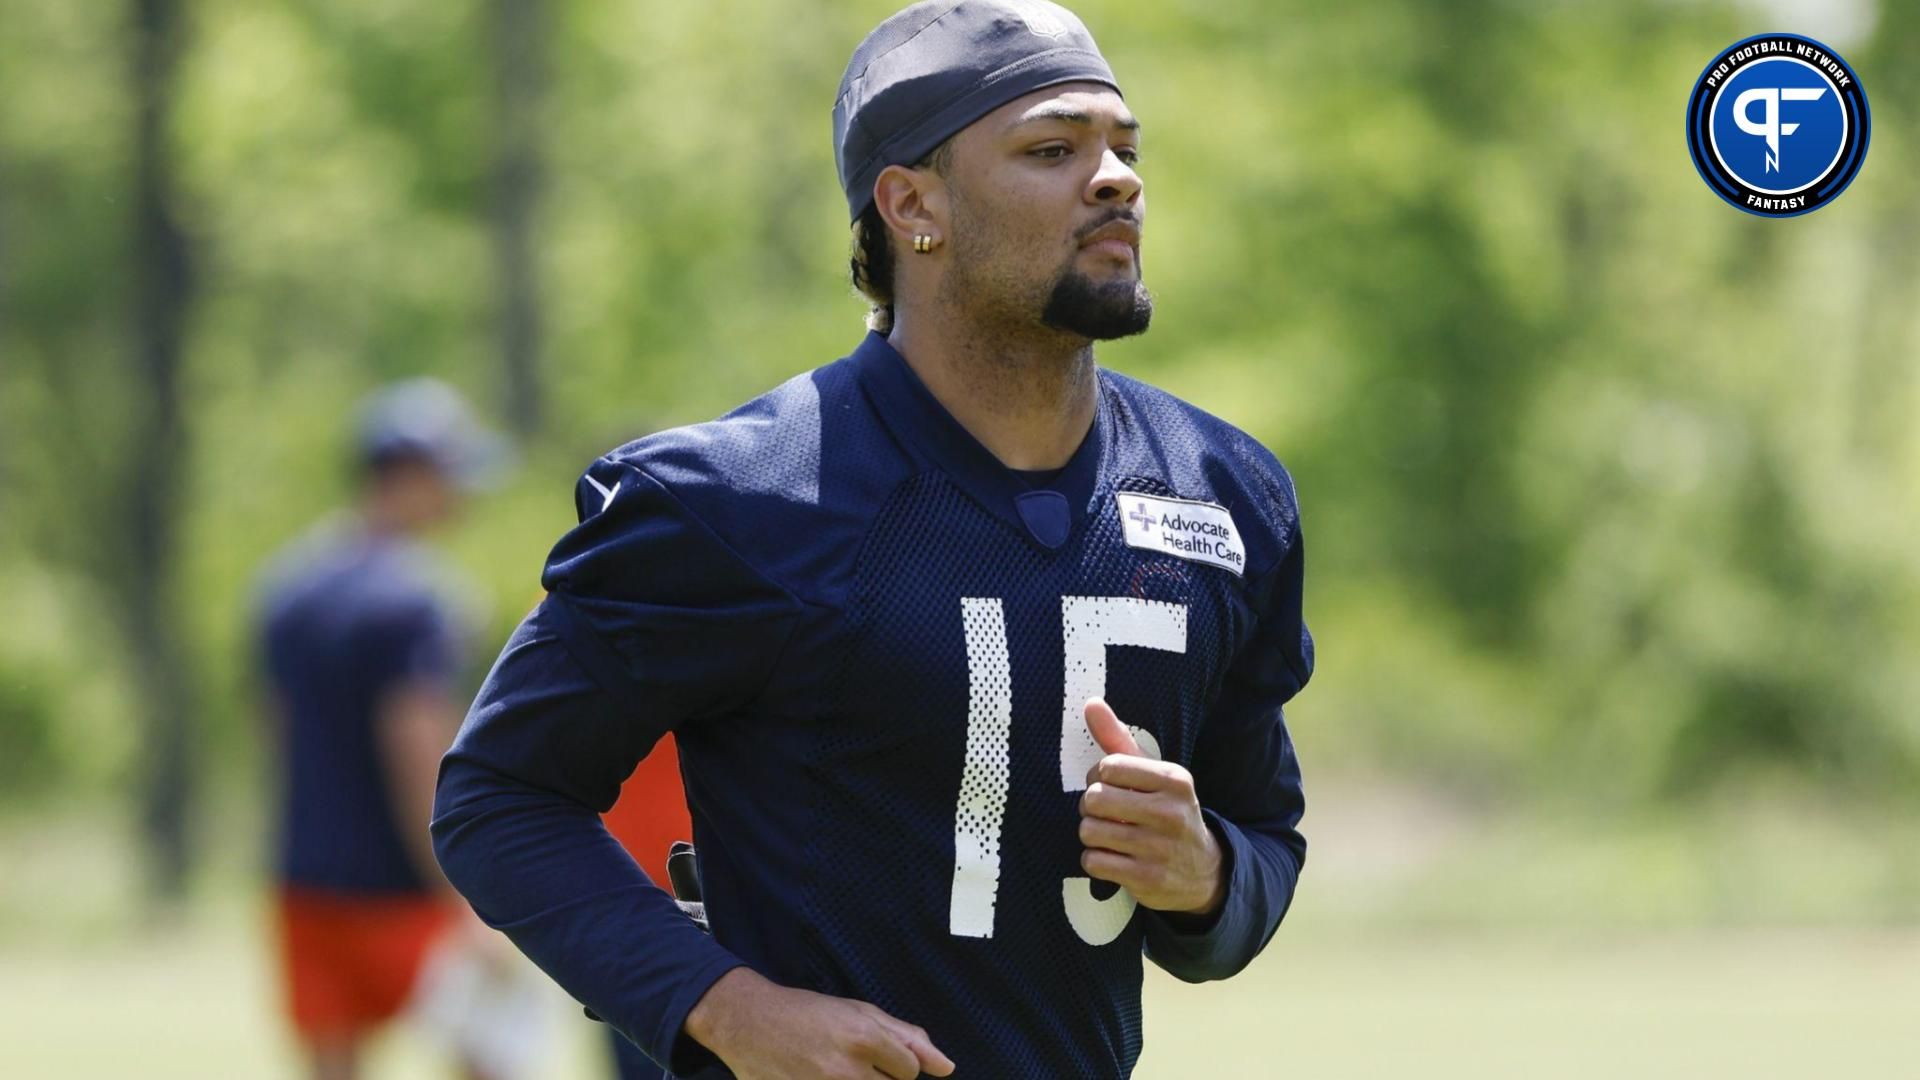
[3,914,1915,1079]
[5,798,1916,1078]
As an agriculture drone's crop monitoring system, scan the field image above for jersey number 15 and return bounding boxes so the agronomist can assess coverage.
[950,595,1187,945]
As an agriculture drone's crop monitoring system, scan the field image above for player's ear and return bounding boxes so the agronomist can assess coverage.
[872,163,947,254]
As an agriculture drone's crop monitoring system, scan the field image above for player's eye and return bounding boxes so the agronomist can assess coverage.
[1114,147,1142,166]
[1029,144,1072,159]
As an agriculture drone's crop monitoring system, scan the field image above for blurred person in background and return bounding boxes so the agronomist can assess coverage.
[254,379,515,1080]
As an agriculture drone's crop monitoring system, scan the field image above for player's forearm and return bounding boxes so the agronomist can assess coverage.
[431,759,744,1073]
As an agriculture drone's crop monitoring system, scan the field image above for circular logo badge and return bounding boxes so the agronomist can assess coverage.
[1686,33,1869,217]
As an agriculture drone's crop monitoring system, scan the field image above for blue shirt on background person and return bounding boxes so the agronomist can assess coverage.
[258,520,466,894]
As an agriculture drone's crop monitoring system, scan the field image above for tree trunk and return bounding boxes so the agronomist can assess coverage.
[127,0,196,905]
[489,0,547,438]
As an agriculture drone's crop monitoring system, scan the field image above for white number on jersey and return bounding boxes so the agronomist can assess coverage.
[949,596,1188,944]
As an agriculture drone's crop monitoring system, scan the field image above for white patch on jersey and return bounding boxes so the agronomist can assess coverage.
[1062,876,1136,946]
[951,598,1014,939]
[1059,596,1181,791]
[1114,492,1246,577]
[1056,597,1182,945]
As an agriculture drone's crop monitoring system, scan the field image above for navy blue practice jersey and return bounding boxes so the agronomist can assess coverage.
[433,331,1312,1078]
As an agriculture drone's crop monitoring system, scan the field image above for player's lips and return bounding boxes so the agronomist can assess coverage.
[1080,220,1141,260]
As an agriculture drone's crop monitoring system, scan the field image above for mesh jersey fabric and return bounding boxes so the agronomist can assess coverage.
[434,330,1312,1078]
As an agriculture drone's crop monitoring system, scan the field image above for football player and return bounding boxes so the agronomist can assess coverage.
[432,3,1313,1077]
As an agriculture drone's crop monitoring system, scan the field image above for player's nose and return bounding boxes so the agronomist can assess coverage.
[1088,146,1142,207]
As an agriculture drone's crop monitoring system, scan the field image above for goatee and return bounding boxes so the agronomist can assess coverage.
[1040,269,1153,340]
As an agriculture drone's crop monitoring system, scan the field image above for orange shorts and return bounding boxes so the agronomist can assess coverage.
[275,887,454,1045]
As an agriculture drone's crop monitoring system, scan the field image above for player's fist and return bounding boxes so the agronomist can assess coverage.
[685,966,955,1079]
[1079,698,1226,917]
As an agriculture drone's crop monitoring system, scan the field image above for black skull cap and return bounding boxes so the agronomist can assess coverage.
[833,0,1121,221]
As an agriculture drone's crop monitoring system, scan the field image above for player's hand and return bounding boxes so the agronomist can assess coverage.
[1078,697,1226,917]
[684,966,955,1079]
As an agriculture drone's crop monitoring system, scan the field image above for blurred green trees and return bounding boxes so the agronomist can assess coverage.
[2,0,1915,889]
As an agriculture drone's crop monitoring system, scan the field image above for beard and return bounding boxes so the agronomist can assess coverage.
[939,191,1155,340]
[1039,262,1153,340]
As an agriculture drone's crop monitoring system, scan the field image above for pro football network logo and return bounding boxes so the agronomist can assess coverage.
[1685,33,1869,218]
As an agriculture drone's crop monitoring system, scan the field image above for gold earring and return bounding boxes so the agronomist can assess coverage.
[913,234,936,254]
